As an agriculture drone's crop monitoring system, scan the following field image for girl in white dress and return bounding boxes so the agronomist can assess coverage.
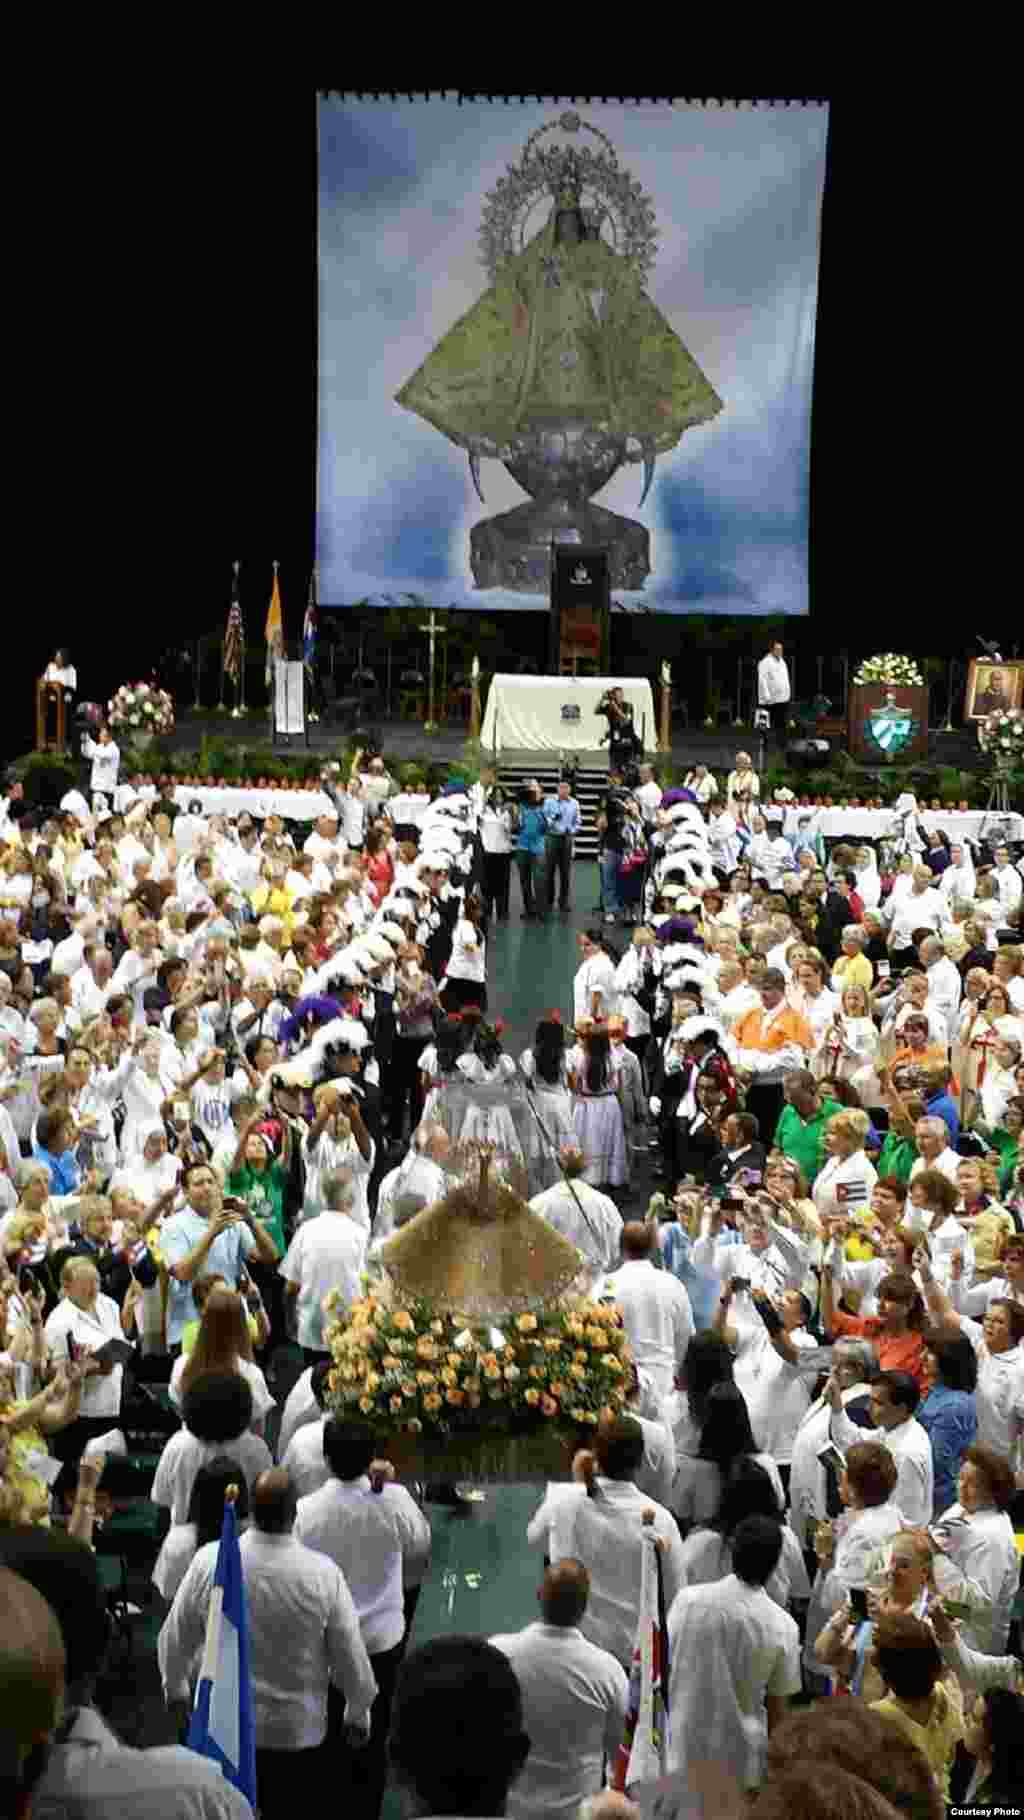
[571,1026,628,1188]
[451,1019,523,1167]
[519,1014,576,1197]
[790,956,839,1074]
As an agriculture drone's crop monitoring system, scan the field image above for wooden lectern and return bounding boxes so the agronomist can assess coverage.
[36,678,67,754]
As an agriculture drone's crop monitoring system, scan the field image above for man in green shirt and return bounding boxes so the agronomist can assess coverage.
[772,1070,843,1185]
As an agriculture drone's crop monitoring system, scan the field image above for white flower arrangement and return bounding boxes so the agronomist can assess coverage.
[106,680,175,736]
[773,786,796,804]
[853,653,925,687]
[977,706,1024,761]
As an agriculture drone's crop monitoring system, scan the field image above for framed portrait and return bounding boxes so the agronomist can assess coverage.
[965,659,1024,720]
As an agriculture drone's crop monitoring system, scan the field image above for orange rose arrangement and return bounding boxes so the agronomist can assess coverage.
[322,1290,628,1441]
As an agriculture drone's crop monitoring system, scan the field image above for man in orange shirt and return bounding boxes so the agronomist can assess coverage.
[729,969,815,1141]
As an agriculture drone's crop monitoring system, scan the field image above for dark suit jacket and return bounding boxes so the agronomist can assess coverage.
[704,1141,768,1191]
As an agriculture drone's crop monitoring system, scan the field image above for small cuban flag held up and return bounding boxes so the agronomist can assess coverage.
[187,1492,257,1809]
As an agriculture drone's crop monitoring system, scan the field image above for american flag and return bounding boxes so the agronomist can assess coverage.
[224,562,243,682]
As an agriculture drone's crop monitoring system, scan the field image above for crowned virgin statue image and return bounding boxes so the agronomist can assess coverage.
[395,113,723,592]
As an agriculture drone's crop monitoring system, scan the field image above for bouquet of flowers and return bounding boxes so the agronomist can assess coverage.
[772,786,796,804]
[853,654,925,687]
[106,681,175,736]
[977,706,1024,765]
[323,1289,629,1444]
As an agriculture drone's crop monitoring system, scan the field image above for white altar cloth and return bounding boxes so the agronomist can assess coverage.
[481,674,656,754]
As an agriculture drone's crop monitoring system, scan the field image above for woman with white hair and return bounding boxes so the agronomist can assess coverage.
[114,1119,180,1206]
[829,926,873,997]
[812,1109,877,1224]
[119,1031,177,1158]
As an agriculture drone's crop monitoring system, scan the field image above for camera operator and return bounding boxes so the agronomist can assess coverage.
[597,687,642,773]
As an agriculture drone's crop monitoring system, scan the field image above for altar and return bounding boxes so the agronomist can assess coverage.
[481,673,656,755]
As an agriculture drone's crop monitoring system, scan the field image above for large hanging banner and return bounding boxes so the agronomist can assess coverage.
[317,97,828,614]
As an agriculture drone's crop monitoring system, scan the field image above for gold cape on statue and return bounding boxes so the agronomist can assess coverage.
[395,216,722,455]
[380,1154,584,1319]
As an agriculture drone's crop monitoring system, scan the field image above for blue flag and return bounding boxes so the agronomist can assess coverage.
[186,1501,257,1808]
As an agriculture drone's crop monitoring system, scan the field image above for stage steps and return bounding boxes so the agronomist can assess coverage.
[497,761,611,860]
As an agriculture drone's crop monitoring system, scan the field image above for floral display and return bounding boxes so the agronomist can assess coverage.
[852,654,925,687]
[977,705,1024,766]
[323,1289,629,1441]
[106,680,175,736]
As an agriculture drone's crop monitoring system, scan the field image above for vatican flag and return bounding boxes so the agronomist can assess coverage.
[264,559,283,683]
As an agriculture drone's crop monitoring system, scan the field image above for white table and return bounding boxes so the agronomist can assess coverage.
[481,673,656,755]
[780,807,1023,842]
[168,785,434,825]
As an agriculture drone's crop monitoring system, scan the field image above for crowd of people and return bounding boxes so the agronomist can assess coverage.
[1,729,1023,1819]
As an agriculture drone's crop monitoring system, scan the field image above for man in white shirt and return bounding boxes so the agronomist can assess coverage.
[490,1560,628,1820]
[529,1145,621,1294]
[373,1127,449,1246]
[603,1222,693,1399]
[528,1416,686,1668]
[667,1516,801,1793]
[917,934,962,1040]
[294,1421,431,1818]
[757,641,791,748]
[160,1468,377,1815]
[44,1256,127,1441]
[68,941,114,1022]
[991,845,1023,916]
[907,1116,961,1198]
[304,810,346,867]
[827,1368,934,1526]
[280,1167,366,1361]
[573,931,618,1026]
[634,764,663,820]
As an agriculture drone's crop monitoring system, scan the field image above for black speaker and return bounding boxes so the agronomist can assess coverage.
[550,545,610,671]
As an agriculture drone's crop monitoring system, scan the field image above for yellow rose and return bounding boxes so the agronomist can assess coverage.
[430,1319,444,1335]
[586,1327,608,1349]
[365,1372,381,1392]
[528,1365,545,1379]
[566,1317,584,1338]
[422,1392,443,1412]
[445,1388,465,1407]
[382,1356,402,1372]
[503,1363,521,1380]
[574,1349,588,1364]
[515,1313,538,1333]
[416,1337,438,1360]
[446,1351,463,1369]
[569,1363,586,1380]
[601,1355,622,1372]
[480,1352,499,1371]
[392,1311,414,1333]
[484,1364,502,1381]
[524,1387,541,1407]
[440,1367,458,1387]
[358,1395,374,1414]
[549,1380,569,1399]
[544,1338,562,1352]
[416,1370,437,1387]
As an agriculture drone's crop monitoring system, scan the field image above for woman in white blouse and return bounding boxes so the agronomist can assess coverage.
[440,892,487,1013]
[812,1108,877,1223]
[43,650,77,694]
[790,955,838,1073]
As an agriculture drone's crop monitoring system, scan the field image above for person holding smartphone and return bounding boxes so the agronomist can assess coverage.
[43,1256,130,1473]
[158,1160,278,1352]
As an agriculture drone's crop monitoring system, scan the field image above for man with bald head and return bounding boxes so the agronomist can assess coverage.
[159,1466,376,1819]
[603,1221,694,1398]
[490,1560,628,1820]
[0,1567,65,1820]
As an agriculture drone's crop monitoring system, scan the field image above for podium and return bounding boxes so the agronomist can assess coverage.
[550,546,610,674]
[272,660,308,747]
[36,678,67,754]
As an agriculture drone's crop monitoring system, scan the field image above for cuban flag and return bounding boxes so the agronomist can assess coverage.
[611,1525,670,1793]
[303,566,318,674]
[187,1500,257,1808]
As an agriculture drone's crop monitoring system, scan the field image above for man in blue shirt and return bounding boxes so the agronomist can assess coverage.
[514,781,547,919]
[541,779,582,914]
